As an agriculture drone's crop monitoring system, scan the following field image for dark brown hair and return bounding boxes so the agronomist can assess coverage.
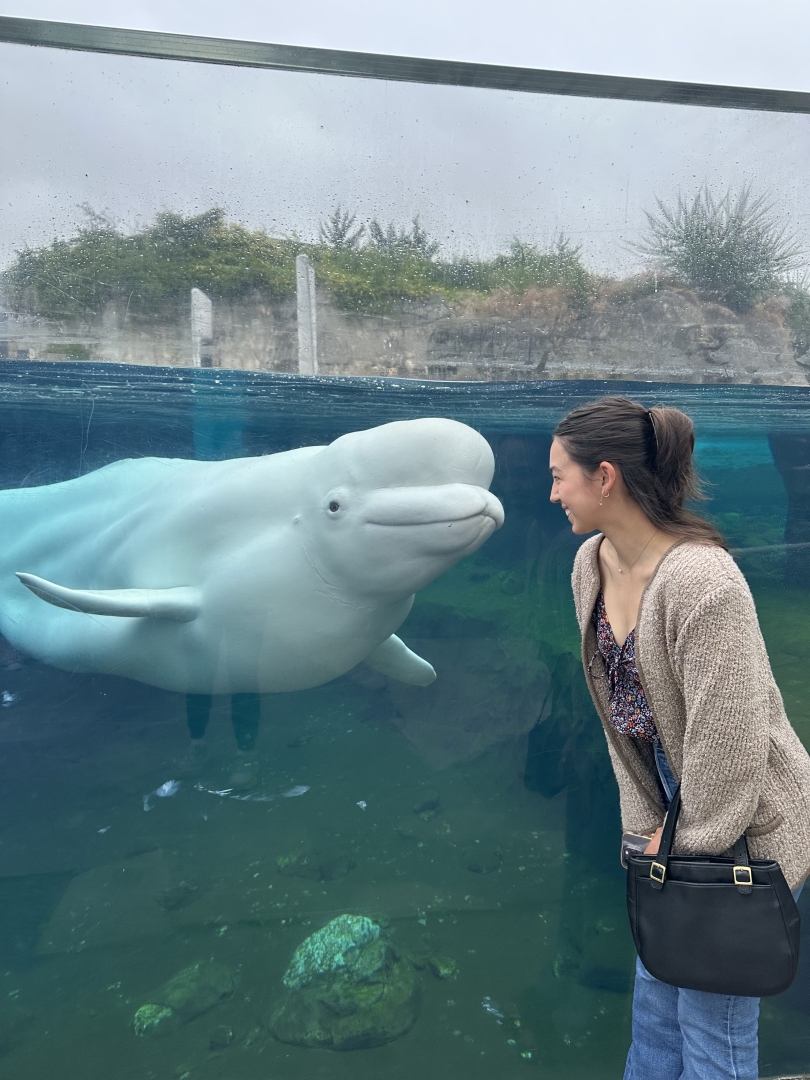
[554,396,726,547]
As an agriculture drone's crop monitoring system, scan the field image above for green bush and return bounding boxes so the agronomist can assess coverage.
[489,237,595,310]
[784,280,810,359]
[312,246,441,313]
[318,207,365,251]
[311,230,594,315]
[2,207,594,319]
[3,208,296,319]
[367,216,439,259]
[312,213,443,312]
[635,186,802,312]
[430,237,594,311]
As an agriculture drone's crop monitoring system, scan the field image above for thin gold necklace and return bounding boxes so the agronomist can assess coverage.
[616,532,656,574]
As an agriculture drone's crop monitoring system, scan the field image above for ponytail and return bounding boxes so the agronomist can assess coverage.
[554,397,726,547]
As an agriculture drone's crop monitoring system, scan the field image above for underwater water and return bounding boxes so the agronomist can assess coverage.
[0,362,808,1080]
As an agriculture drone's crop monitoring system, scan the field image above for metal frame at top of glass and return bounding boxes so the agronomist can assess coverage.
[2,14,810,114]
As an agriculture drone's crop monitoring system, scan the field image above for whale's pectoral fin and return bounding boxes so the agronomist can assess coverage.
[364,634,437,686]
[15,573,201,622]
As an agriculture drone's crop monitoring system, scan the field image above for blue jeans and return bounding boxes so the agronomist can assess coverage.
[624,737,804,1080]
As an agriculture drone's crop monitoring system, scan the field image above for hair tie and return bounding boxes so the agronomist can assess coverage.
[647,408,659,467]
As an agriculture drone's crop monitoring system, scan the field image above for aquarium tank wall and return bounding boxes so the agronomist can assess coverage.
[0,15,808,1079]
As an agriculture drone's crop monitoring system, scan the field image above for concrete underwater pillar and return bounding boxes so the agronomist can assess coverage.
[191,288,214,368]
[296,254,318,375]
[190,288,244,460]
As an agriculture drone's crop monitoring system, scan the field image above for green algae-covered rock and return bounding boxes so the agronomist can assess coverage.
[270,915,421,1050]
[133,961,237,1038]
[283,915,380,990]
[428,955,459,981]
[133,1003,177,1038]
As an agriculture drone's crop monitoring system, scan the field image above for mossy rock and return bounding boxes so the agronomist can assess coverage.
[133,1003,178,1038]
[133,960,237,1038]
[428,955,459,980]
[270,916,421,1050]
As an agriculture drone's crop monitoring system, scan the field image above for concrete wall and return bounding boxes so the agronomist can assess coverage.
[1,287,807,385]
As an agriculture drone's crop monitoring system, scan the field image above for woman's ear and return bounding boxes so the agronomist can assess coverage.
[599,461,618,496]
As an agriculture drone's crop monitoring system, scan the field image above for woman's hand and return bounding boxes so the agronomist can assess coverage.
[644,827,663,855]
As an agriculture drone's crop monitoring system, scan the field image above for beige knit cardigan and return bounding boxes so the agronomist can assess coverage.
[572,535,810,890]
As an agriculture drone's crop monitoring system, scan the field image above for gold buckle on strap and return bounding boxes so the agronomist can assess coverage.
[650,861,666,884]
[733,865,753,886]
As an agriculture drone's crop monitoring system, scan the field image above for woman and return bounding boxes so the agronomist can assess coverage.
[549,396,810,1080]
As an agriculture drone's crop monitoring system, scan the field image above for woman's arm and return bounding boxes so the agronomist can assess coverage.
[672,579,771,855]
[643,826,663,854]
[605,737,666,837]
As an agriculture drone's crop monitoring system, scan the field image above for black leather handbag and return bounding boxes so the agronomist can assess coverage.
[626,786,801,996]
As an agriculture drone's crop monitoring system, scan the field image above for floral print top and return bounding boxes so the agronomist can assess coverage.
[591,590,658,742]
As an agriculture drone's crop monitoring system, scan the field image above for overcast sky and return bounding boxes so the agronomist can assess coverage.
[2,2,809,274]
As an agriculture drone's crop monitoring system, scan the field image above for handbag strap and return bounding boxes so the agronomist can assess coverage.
[649,785,681,889]
[732,834,753,894]
[649,784,753,894]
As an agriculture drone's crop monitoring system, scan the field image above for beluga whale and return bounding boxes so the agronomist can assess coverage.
[0,418,504,695]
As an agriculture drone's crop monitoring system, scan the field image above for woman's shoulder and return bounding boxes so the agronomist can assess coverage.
[650,541,750,609]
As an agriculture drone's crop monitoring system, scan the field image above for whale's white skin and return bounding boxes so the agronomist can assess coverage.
[0,418,504,695]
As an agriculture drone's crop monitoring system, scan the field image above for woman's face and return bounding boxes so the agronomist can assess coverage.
[549,438,601,534]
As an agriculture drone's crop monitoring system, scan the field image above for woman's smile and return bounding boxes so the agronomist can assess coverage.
[549,438,600,534]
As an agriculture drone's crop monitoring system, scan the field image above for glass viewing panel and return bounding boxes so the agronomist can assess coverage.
[0,28,808,1080]
[3,40,810,384]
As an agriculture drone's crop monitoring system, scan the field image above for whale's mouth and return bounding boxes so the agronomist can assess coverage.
[362,484,504,531]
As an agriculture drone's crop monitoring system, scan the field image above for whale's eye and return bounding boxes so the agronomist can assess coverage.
[329,501,340,513]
